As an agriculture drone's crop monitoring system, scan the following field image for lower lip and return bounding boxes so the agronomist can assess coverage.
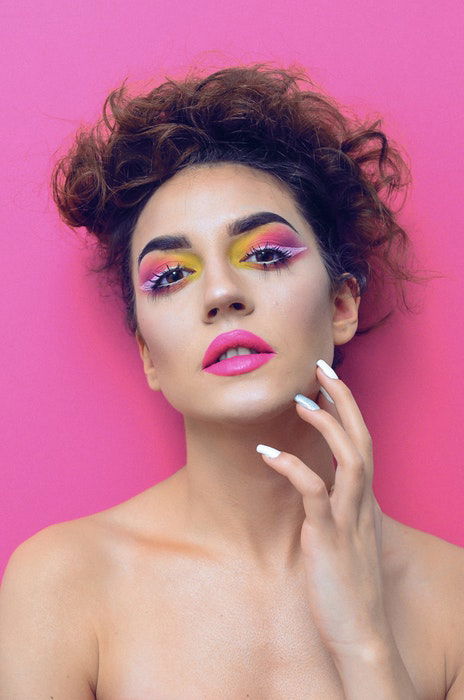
[203,353,276,376]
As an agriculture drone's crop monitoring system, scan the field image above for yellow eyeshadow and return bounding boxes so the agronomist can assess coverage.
[230,230,266,264]
[157,251,202,268]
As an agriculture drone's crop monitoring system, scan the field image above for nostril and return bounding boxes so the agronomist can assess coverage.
[207,302,245,318]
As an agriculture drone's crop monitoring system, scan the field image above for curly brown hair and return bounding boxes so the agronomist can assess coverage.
[51,63,438,369]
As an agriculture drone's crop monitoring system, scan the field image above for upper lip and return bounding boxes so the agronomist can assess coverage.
[202,329,275,369]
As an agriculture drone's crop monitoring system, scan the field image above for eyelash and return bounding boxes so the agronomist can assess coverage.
[144,244,294,298]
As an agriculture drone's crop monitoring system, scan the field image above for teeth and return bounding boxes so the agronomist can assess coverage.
[217,346,259,362]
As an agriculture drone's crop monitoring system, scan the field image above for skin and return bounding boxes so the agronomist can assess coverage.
[127,161,462,695]
[1,162,464,698]
[133,162,358,573]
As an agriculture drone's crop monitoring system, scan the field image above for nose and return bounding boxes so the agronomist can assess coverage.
[201,260,254,323]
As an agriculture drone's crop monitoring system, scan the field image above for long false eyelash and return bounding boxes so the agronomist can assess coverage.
[145,263,190,295]
[145,245,294,297]
[244,244,293,268]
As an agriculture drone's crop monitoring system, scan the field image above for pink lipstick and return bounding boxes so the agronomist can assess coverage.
[202,329,276,376]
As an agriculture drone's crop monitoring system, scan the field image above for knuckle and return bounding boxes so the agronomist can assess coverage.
[358,505,376,531]
[349,459,366,483]
[338,382,353,400]
[283,453,301,470]
[278,453,303,474]
[363,431,373,447]
[306,478,328,497]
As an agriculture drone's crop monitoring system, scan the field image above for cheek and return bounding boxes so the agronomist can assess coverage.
[271,265,332,325]
[278,277,334,368]
[136,303,194,372]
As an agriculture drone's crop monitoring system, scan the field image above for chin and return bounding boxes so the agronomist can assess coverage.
[183,389,298,427]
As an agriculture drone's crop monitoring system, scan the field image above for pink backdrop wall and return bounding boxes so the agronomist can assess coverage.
[1,0,463,576]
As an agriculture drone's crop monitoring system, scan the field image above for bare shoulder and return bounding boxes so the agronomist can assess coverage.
[383,513,464,586]
[1,493,155,606]
[0,483,179,697]
[3,514,108,587]
[0,518,102,697]
[383,512,464,560]
[3,476,178,580]
[383,514,464,691]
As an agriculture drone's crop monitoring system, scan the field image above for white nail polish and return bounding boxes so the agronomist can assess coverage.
[316,359,339,379]
[256,444,281,458]
[294,394,320,411]
[319,386,335,404]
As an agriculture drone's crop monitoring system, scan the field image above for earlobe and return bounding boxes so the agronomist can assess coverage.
[135,329,161,392]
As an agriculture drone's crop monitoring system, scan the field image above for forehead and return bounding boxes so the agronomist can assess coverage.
[132,163,308,244]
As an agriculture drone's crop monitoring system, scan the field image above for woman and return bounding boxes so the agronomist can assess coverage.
[1,64,463,698]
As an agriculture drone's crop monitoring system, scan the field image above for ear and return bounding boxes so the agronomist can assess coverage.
[331,275,361,346]
[135,329,161,392]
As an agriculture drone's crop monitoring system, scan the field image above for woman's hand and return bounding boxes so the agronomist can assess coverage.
[256,358,390,661]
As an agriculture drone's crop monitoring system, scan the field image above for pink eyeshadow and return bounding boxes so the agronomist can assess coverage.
[139,256,180,285]
[248,228,305,248]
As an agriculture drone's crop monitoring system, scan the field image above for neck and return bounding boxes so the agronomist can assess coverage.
[176,403,335,574]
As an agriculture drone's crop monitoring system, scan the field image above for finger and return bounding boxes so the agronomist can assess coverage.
[256,444,334,525]
[318,385,342,421]
[316,361,373,483]
[294,398,366,521]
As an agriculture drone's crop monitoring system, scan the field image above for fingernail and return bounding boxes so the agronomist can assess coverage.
[256,443,281,458]
[319,386,335,404]
[294,394,321,411]
[316,359,339,379]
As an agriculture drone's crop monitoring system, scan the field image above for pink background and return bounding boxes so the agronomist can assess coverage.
[1,0,463,576]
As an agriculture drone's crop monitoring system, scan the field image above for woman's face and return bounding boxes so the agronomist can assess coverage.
[131,162,354,425]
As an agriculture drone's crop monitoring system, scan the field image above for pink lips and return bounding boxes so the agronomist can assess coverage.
[202,329,276,376]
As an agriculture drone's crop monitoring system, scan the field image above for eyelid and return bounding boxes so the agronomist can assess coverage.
[230,229,306,261]
[139,251,202,282]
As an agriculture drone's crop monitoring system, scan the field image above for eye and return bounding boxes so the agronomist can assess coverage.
[241,244,293,268]
[141,264,194,296]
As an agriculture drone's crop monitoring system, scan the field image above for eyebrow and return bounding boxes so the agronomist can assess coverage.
[137,211,300,267]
